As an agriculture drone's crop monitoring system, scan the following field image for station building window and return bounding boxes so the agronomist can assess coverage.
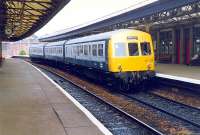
[159,31,173,62]
[193,27,200,56]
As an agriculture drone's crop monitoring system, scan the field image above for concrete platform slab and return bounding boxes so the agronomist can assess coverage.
[0,59,108,135]
[156,63,200,84]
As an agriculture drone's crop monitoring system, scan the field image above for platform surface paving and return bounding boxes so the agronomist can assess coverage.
[0,59,104,135]
[156,63,200,80]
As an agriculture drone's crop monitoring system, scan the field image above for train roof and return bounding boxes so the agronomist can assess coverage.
[45,40,65,47]
[29,43,45,48]
[65,29,146,44]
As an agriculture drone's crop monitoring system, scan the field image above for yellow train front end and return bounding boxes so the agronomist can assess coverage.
[108,30,155,91]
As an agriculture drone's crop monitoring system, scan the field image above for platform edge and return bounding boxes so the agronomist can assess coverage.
[156,73,200,85]
[25,61,113,135]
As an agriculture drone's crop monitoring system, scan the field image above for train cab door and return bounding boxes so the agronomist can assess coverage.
[183,28,191,65]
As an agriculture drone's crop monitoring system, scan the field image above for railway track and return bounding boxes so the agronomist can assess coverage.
[34,63,163,135]
[30,61,200,134]
[155,77,200,94]
[150,88,200,109]
[149,91,200,111]
[120,92,200,128]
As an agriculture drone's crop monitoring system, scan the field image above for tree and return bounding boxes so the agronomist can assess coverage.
[19,50,26,55]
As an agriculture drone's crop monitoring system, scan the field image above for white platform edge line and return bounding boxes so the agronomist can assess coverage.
[25,61,113,135]
[156,73,200,85]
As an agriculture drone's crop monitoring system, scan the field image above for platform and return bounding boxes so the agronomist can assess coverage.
[0,58,107,135]
[156,63,200,84]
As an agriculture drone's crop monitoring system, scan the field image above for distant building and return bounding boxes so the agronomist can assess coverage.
[2,35,40,58]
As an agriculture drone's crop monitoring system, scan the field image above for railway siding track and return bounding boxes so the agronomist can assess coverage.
[31,61,200,135]
[149,91,200,111]
[123,92,200,128]
[37,65,162,135]
[150,88,200,109]
[155,77,200,93]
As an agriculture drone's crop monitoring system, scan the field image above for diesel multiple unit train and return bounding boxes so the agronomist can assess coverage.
[30,29,155,91]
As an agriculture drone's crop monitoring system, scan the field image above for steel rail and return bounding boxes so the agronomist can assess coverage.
[33,62,164,135]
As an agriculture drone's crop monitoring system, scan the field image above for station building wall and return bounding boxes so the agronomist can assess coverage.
[151,24,200,65]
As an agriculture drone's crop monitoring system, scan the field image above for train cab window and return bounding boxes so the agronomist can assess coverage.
[141,42,151,55]
[114,43,126,56]
[98,44,103,56]
[92,44,97,56]
[128,43,139,56]
[84,45,88,55]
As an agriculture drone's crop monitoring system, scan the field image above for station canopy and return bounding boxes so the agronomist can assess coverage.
[0,0,70,41]
[40,0,200,42]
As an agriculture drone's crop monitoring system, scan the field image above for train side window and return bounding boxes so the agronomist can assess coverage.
[92,44,97,56]
[80,45,83,55]
[76,46,79,56]
[114,43,126,56]
[84,45,88,55]
[73,46,77,56]
[88,44,91,56]
[128,43,139,56]
[141,42,151,55]
[60,48,62,54]
[67,46,69,57]
[98,44,103,57]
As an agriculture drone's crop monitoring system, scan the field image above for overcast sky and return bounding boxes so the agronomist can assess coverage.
[35,0,156,36]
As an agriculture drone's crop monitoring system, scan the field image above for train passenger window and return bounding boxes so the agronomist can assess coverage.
[80,46,84,55]
[75,46,78,56]
[84,45,88,55]
[128,43,139,56]
[65,47,68,56]
[114,43,126,56]
[92,44,97,56]
[98,44,104,57]
[89,45,91,56]
[73,46,77,56]
[141,42,151,55]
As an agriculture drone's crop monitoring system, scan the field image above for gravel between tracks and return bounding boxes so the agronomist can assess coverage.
[151,88,200,109]
[33,63,199,135]
[40,68,157,135]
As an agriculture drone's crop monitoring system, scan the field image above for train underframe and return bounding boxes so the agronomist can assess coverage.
[31,58,155,92]
[113,71,155,92]
[63,62,155,92]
